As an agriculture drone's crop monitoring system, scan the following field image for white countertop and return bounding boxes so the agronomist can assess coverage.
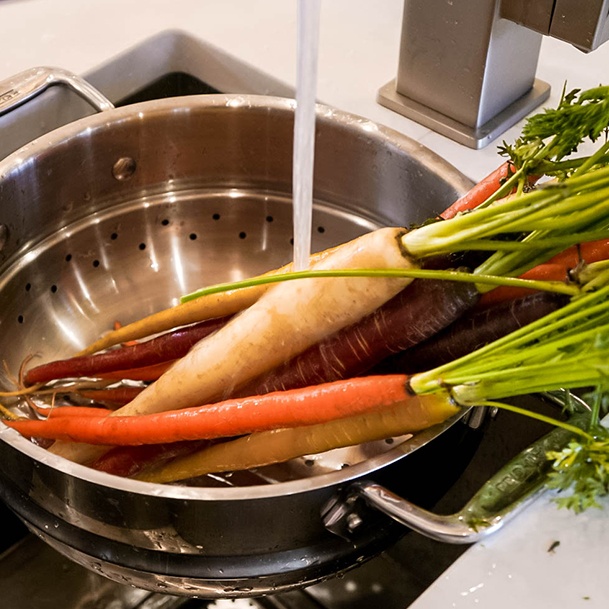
[2,1,609,606]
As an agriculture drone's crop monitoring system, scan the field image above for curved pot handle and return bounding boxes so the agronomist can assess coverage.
[323,409,590,544]
[0,66,113,117]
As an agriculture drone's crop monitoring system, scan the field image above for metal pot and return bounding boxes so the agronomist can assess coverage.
[0,68,563,598]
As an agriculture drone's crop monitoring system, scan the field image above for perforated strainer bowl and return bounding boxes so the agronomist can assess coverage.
[0,68,475,597]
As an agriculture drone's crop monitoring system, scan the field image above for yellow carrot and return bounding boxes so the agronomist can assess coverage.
[136,391,458,483]
[78,245,339,356]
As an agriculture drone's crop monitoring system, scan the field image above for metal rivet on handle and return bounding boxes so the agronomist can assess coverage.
[112,157,137,181]
[346,512,363,532]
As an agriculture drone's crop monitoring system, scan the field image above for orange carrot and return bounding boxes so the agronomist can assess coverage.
[440,162,541,220]
[440,162,514,220]
[545,238,609,267]
[478,237,609,307]
[5,375,412,445]
[477,263,570,306]
[136,392,458,482]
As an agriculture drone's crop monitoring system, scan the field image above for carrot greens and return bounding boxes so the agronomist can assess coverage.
[491,85,609,200]
[546,431,609,513]
[410,279,609,400]
[508,86,609,171]
[400,165,609,280]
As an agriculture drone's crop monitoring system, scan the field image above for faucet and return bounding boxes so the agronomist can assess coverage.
[378,0,609,149]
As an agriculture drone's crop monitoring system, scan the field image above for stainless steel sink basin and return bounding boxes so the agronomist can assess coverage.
[0,30,294,161]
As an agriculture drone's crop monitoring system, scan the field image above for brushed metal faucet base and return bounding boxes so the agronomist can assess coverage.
[378,77,550,150]
[382,0,608,148]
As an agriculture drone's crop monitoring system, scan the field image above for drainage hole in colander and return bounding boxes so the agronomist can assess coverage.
[189,233,197,241]
[239,232,247,239]
[25,283,31,292]
[17,315,24,324]
[50,285,58,293]
[266,215,274,223]
[212,213,221,221]
[65,254,72,262]
[317,225,326,233]
[110,232,119,240]
[139,243,146,251]
[92,260,100,268]
[161,219,170,226]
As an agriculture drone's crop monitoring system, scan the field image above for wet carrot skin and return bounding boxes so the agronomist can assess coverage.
[237,278,479,396]
[137,391,459,482]
[32,405,112,419]
[77,386,144,407]
[392,291,570,373]
[5,375,412,445]
[440,162,515,220]
[547,238,609,267]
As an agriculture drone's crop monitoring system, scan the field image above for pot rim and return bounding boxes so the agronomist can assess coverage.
[0,93,469,188]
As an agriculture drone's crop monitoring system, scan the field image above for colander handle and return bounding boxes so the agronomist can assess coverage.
[323,409,590,544]
[0,66,114,117]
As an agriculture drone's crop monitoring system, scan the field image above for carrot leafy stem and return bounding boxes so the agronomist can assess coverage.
[546,430,609,513]
[180,268,579,304]
[507,85,609,169]
[544,380,609,513]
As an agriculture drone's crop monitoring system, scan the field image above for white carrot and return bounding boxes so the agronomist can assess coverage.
[115,227,414,414]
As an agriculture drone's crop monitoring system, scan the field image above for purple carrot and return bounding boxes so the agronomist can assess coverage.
[90,440,212,478]
[77,386,145,407]
[24,315,231,385]
[392,291,570,374]
[235,278,480,396]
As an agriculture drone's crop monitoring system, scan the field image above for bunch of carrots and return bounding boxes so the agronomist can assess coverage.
[3,86,609,509]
